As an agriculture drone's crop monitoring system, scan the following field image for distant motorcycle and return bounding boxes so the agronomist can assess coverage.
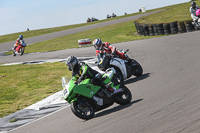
[97,49,143,84]
[62,68,132,120]
[193,9,200,29]
[12,41,26,56]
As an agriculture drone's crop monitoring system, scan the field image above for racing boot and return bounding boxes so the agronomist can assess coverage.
[106,85,123,95]
[107,86,115,93]
[111,88,123,95]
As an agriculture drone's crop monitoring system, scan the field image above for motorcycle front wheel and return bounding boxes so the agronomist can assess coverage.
[71,100,95,120]
[20,47,25,56]
[114,67,124,85]
[13,50,16,56]
[114,85,132,105]
[132,60,143,77]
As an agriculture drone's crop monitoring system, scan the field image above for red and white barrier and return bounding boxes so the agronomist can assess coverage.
[78,38,92,46]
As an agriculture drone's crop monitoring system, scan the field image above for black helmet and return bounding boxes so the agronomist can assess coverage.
[66,56,78,71]
[191,2,196,8]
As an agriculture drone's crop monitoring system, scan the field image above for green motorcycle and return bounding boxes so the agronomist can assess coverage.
[62,68,132,120]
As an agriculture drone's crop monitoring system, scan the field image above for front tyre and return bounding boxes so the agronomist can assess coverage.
[132,60,143,77]
[114,67,124,85]
[114,85,132,105]
[71,100,95,120]
[13,50,16,56]
[20,47,25,56]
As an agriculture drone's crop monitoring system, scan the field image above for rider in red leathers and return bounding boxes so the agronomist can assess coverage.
[13,35,25,50]
[93,38,126,60]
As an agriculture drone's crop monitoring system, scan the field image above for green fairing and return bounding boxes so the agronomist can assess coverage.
[64,69,120,103]
[66,78,101,103]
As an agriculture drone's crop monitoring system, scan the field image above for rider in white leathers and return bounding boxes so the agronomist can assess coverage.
[189,2,200,23]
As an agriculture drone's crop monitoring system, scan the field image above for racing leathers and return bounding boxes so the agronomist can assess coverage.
[72,62,98,82]
[189,5,200,22]
[72,62,115,92]
[13,38,25,50]
[95,42,126,60]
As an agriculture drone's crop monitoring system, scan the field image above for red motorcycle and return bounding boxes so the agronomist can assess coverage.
[13,41,26,56]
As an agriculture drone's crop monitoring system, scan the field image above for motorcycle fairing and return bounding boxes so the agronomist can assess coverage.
[72,79,101,98]
[110,58,127,79]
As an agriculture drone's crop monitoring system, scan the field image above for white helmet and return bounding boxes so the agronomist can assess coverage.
[93,38,102,50]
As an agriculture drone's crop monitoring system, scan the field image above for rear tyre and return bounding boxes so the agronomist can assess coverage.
[71,100,95,120]
[114,85,132,105]
[132,60,143,76]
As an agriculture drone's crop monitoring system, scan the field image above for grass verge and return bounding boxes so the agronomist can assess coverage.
[6,20,159,55]
[0,62,70,118]
[136,1,197,24]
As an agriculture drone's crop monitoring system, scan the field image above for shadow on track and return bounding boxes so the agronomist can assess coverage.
[125,73,150,85]
[94,99,143,118]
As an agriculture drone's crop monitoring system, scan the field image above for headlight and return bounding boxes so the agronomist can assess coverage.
[63,84,69,99]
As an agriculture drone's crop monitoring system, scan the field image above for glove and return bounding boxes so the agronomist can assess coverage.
[111,52,115,57]
[77,78,82,82]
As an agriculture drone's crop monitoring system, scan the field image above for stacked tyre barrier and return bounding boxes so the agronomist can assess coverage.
[134,20,198,36]
[163,23,171,35]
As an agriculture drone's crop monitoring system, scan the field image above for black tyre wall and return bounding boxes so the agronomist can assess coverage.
[163,23,171,35]
[156,23,164,35]
[135,20,195,36]
[134,21,142,35]
[177,21,186,33]
[143,24,149,36]
[153,24,159,35]
[184,20,194,32]
[148,24,154,36]
[170,22,178,34]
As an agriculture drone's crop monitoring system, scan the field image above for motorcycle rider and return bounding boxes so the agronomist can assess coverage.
[189,2,200,24]
[66,56,119,93]
[13,35,25,50]
[93,38,133,64]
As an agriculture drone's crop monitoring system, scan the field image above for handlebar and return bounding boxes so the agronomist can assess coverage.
[124,49,129,54]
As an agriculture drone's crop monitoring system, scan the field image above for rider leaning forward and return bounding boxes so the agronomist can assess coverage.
[189,2,200,23]
[93,38,132,63]
[66,56,121,94]
[13,35,25,50]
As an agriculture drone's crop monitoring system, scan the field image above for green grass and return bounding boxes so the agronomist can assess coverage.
[136,1,197,24]
[6,20,158,55]
[0,62,71,118]
[9,118,18,123]
[0,11,147,44]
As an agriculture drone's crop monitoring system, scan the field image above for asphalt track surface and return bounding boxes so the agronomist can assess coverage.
[6,30,200,133]
[0,10,163,53]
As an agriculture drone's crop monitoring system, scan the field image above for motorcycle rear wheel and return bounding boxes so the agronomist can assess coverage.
[114,85,132,105]
[71,100,95,120]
